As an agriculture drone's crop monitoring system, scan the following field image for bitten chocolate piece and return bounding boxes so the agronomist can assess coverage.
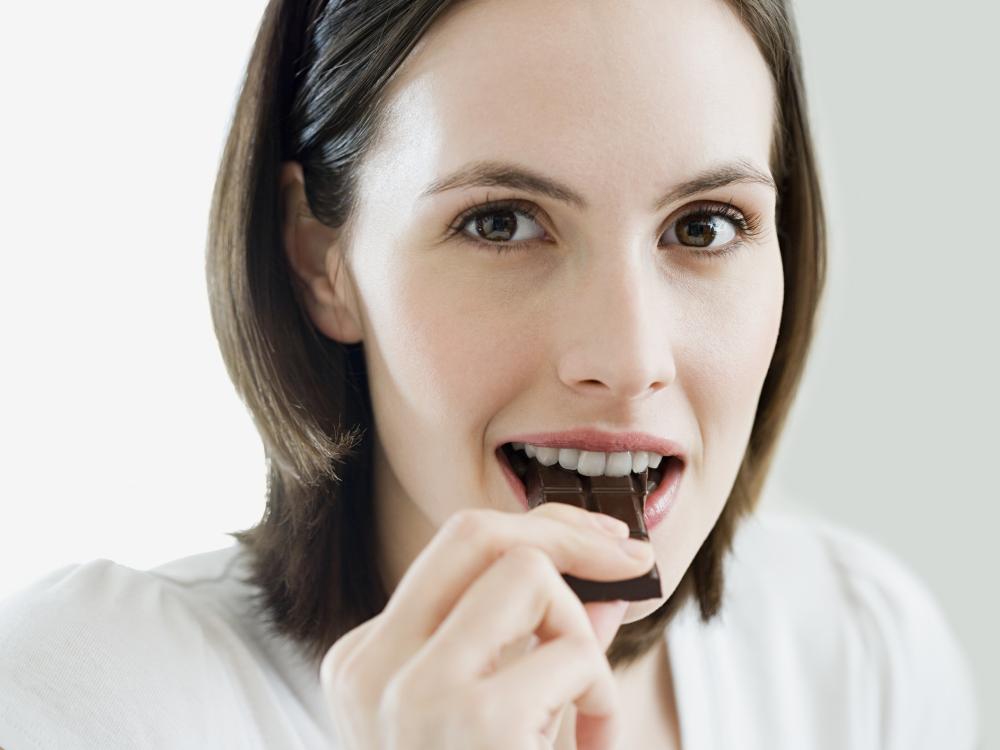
[524,461,662,602]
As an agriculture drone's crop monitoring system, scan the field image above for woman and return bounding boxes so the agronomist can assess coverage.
[0,0,979,747]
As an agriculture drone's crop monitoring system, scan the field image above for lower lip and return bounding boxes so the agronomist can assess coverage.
[496,448,685,531]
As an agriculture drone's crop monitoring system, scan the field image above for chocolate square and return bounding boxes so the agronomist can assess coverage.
[524,461,661,602]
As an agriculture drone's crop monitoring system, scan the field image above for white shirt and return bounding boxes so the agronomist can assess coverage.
[0,509,980,749]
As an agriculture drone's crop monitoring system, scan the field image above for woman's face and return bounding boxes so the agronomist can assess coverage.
[300,0,783,623]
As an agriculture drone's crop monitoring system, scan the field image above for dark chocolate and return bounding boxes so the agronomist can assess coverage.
[524,460,662,602]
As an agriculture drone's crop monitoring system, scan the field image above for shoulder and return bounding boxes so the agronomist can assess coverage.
[0,547,253,749]
[721,509,981,748]
[0,546,248,654]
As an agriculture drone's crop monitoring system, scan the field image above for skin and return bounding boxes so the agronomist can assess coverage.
[282,0,783,745]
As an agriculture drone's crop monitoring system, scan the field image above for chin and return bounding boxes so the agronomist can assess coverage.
[621,596,668,624]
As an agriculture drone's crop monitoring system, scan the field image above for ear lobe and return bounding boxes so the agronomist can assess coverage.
[279,161,364,344]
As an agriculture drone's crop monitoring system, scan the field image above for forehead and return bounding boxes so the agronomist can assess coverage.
[368,0,776,205]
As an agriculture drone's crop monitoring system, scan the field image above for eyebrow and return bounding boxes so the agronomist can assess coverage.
[419,158,777,211]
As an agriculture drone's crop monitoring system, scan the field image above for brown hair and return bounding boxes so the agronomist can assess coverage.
[207,0,826,670]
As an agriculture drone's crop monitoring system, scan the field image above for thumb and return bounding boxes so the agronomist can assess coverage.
[584,599,629,653]
[573,600,629,750]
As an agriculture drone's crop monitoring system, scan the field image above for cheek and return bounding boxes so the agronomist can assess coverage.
[632,250,782,620]
[359,256,540,424]
[678,249,783,555]
[725,289,782,402]
[684,248,783,444]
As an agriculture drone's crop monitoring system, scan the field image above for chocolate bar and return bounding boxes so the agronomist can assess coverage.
[523,460,662,602]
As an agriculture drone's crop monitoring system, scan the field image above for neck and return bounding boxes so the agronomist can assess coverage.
[552,636,676,749]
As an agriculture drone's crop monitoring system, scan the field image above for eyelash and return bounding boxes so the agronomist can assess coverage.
[446,195,765,260]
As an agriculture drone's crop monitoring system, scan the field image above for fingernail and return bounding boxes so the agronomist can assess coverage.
[592,513,629,537]
[619,537,651,560]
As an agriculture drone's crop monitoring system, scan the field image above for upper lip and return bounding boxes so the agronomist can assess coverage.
[499,428,686,463]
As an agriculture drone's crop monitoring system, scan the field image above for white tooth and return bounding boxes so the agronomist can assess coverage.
[576,450,607,476]
[604,451,632,477]
[647,452,664,469]
[535,446,559,466]
[525,443,537,458]
[511,442,525,450]
[646,480,656,492]
[557,448,581,471]
[631,450,650,473]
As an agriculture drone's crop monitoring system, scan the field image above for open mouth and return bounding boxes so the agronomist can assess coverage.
[498,442,680,500]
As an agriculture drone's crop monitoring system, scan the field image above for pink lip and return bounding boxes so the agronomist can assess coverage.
[497,428,686,465]
[495,445,685,532]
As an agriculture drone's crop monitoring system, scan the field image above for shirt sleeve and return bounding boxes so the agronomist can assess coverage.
[812,517,982,750]
[0,559,240,750]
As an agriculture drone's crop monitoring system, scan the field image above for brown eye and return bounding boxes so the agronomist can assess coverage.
[477,210,517,241]
[459,206,546,244]
[665,213,738,249]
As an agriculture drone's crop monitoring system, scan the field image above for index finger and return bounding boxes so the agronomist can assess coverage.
[385,506,651,641]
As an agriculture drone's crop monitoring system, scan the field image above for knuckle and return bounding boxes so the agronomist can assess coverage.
[319,617,384,697]
[503,547,568,616]
[568,632,602,661]
[380,668,423,726]
[442,508,511,562]
[441,508,492,544]
[458,684,504,734]
[379,673,405,719]
[563,525,603,555]
[326,651,371,700]
[561,633,609,681]
[379,699,409,741]
[539,524,605,574]
[502,544,553,576]
[319,640,348,691]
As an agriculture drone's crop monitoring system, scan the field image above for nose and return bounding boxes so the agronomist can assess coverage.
[555,249,676,401]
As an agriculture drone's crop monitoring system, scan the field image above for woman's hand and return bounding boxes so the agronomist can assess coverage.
[319,503,655,749]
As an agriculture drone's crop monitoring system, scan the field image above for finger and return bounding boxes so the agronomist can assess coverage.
[479,634,620,750]
[584,600,630,653]
[530,499,630,538]
[318,611,389,750]
[542,703,569,745]
[352,507,651,709]
[384,507,653,644]
[319,611,385,695]
[414,545,595,682]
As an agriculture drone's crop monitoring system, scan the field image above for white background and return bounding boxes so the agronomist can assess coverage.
[1,0,996,741]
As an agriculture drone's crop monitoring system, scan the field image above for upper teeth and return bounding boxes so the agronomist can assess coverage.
[511,442,664,477]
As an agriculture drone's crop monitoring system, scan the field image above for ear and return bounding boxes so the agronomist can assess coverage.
[279,161,364,344]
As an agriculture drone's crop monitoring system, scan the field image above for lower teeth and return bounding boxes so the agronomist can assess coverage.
[646,480,656,492]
